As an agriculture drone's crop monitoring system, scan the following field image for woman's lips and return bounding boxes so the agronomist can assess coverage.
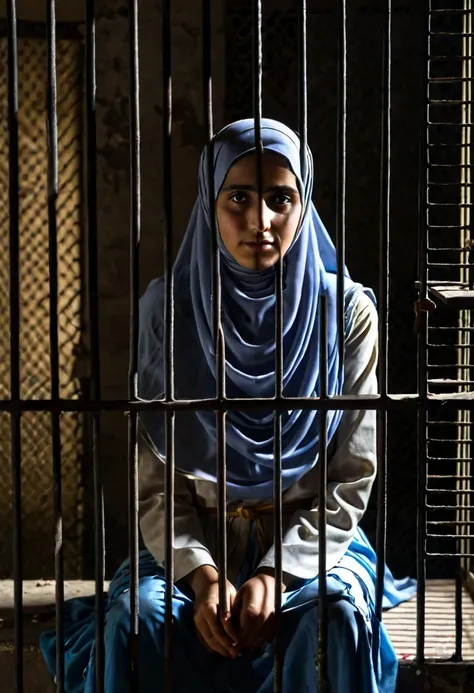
[243,241,275,252]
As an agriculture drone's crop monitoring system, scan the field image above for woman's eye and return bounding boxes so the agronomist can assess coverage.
[272,194,291,206]
[230,192,247,203]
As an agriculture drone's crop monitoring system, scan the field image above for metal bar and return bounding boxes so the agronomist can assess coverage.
[273,408,283,693]
[162,1,175,691]
[427,456,474,461]
[416,0,429,665]
[46,1,64,689]
[429,379,474,385]
[427,502,474,509]
[428,533,474,538]
[456,0,473,632]
[298,0,307,182]
[273,266,284,693]
[335,0,347,365]
[427,488,474,493]
[454,564,463,662]
[85,1,105,689]
[432,9,474,13]
[429,363,474,368]
[427,249,474,253]
[428,344,474,348]
[253,0,263,237]
[295,4,308,676]
[428,262,474,267]
[429,326,474,330]
[427,474,474,478]
[128,0,141,687]
[431,31,474,37]
[318,294,329,693]
[7,2,23,691]
[428,97,474,103]
[429,420,473,424]
[4,393,474,413]
[428,520,474,524]
[427,551,474,557]
[250,1,283,688]
[375,0,391,624]
[203,0,228,626]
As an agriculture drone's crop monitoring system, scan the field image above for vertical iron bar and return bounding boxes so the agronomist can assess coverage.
[298,0,307,182]
[162,1,175,691]
[273,270,283,693]
[46,1,65,689]
[128,0,140,687]
[318,295,329,693]
[250,0,282,688]
[85,2,105,689]
[7,2,23,691]
[336,0,347,366]
[253,0,264,231]
[203,0,228,612]
[455,566,463,660]
[416,0,429,665]
[375,0,391,623]
[296,40,307,660]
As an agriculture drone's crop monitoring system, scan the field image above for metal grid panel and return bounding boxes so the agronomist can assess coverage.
[425,5,474,578]
[0,37,84,578]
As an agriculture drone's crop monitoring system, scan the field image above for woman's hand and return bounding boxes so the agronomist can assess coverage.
[191,565,239,658]
[233,570,286,651]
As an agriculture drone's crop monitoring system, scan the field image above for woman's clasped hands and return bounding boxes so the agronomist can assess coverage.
[190,565,286,658]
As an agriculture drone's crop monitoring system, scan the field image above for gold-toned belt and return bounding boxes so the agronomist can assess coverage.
[202,502,304,552]
[225,503,274,551]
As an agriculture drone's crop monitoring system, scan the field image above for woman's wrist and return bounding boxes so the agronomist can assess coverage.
[255,567,289,592]
[188,564,218,595]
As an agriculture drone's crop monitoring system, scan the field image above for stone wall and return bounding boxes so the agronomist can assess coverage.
[0,0,225,577]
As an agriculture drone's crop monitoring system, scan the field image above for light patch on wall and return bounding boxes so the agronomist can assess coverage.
[0,36,84,579]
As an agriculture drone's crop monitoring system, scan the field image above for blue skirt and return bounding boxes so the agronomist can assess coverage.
[40,527,415,693]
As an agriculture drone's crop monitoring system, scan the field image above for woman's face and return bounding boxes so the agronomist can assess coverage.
[216,152,302,271]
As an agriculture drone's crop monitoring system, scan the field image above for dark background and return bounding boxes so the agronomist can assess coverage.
[224,0,464,580]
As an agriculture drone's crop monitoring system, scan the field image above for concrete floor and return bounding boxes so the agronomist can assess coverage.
[0,579,473,691]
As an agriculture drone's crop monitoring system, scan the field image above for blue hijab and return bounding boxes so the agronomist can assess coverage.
[138,118,364,501]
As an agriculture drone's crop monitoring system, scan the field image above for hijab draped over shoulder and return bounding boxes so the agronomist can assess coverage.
[138,118,368,501]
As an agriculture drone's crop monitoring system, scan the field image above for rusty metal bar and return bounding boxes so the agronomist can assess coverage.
[298,0,307,181]
[318,294,329,692]
[162,0,175,690]
[3,393,474,413]
[202,0,227,620]
[375,0,391,623]
[128,0,141,687]
[85,1,105,688]
[46,1,64,689]
[7,1,23,691]
[336,0,347,365]
[416,0,430,664]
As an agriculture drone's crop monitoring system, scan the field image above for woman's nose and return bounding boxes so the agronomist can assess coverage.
[248,200,273,232]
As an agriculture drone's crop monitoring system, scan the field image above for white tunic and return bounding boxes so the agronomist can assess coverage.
[138,291,378,585]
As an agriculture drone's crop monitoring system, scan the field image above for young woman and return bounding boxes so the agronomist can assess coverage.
[41,118,415,692]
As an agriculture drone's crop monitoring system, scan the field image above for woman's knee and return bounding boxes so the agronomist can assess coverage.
[106,583,165,635]
[327,598,358,625]
[326,598,359,648]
